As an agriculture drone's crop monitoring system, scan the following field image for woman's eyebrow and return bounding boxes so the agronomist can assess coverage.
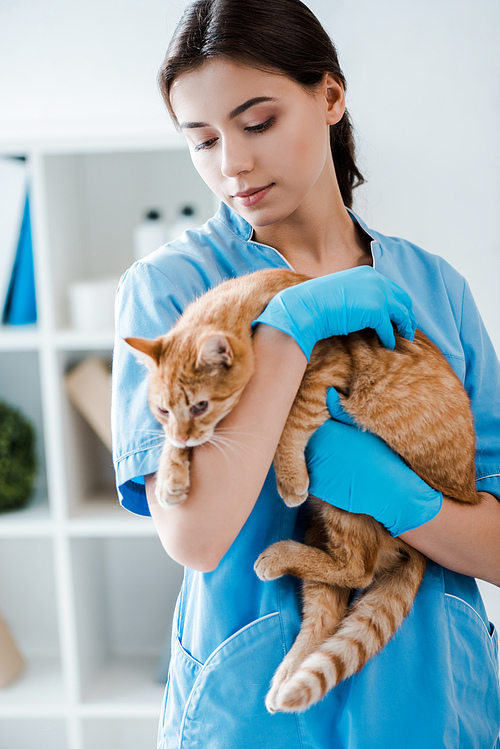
[228,96,277,120]
[179,96,277,130]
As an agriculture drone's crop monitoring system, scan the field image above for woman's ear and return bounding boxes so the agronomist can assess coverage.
[323,73,345,126]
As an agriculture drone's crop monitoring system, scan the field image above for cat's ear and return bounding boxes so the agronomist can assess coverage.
[124,336,163,370]
[196,333,233,369]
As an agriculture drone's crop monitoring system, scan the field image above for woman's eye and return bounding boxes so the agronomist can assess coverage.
[245,117,276,135]
[191,400,209,416]
[192,118,275,152]
[193,137,218,152]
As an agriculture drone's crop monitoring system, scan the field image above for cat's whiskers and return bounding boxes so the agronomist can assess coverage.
[208,432,266,462]
[215,426,274,443]
[135,429,167,447]
[207,433,243,461]
[204,434,233,469]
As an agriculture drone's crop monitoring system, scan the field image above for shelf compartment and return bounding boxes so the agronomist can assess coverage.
[0,539,63,714]
[42,147,216,330]
[0,324,39,351]
[57,346,158,529]
[0,350,50,525]
[0,718,68,748]
[79,655,165,710]
[0,657,65,717]
[55,328,115,351]
[82,716,158,749]
[0,495,53,538]
[57,348,115,519]
[71,536,183,706]
[67,494,156,537]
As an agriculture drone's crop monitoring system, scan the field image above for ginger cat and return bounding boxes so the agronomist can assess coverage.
[126,268,479,714]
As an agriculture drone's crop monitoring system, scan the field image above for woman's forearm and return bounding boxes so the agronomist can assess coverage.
[400,492,500,586]
[145,325,307,571]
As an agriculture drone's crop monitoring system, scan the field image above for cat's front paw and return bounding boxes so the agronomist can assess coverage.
[155,446,191,507]
[274,459,310,507]
[275,479,309,507]
[155,475,189,507]
[273,448,309,507]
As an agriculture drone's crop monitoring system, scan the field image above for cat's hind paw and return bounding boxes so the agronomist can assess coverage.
[270,669,324,714]
[265,661,297,714]
[265,687,280,714]
[254,540,300,581]
[254,549,285,582]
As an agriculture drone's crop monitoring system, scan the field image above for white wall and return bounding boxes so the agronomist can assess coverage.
[310,0,500,349]
[0,0,180,140]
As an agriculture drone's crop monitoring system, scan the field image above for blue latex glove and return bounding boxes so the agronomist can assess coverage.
[304,389,443,537]
[253,266,416,360]
[325,388,357,426]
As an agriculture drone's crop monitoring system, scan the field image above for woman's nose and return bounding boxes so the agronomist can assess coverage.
[220,137,253,178]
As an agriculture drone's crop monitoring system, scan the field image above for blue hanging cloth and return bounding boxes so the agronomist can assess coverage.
[2,191,37,325]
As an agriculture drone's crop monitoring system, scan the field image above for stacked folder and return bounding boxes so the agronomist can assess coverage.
[0,156,36,326]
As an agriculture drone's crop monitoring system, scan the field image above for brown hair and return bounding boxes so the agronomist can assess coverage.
[157,0,364,208]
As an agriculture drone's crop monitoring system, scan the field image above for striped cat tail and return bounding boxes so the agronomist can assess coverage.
[271,547,426,714]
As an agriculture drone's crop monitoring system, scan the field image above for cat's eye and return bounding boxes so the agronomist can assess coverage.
[157,406,169,417]
[191,400,209,416]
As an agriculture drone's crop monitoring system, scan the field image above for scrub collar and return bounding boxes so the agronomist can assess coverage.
[215,201,382,268]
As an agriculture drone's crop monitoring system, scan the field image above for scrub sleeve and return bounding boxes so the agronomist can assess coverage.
[112,203,500,749]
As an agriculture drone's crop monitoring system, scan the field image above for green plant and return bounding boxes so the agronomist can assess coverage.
[0,400,36,513]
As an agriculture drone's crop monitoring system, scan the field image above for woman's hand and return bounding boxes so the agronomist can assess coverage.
[320,392,500,586]
[253,266,416,360]
[305,390,443,537]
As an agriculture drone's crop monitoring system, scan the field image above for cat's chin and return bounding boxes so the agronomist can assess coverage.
[168,435,212,449]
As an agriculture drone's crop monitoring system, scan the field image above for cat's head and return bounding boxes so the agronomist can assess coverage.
[125,329,253,448]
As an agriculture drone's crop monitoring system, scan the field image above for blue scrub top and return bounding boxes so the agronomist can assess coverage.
[112,203,500,749]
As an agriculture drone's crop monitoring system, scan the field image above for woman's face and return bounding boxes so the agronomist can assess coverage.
[170,59,344,229]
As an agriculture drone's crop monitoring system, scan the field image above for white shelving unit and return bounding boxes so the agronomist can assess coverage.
[0,134,216,748]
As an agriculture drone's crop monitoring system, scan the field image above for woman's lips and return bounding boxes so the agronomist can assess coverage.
[232,184,274,207]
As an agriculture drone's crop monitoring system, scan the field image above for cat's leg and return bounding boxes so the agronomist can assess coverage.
[254,538,379,590]
[273,546,427,713]
[266,581,350,713]
[273,397,328,507]
[154,442,191,506]
[273,423,314,507]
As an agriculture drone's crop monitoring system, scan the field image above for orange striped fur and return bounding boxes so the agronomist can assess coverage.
[126,268,479,713]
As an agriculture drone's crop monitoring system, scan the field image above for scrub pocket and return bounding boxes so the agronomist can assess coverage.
[445,591,500,748]
[158,612,303,749]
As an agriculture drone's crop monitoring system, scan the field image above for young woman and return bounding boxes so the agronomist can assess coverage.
[111,1,500,746]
